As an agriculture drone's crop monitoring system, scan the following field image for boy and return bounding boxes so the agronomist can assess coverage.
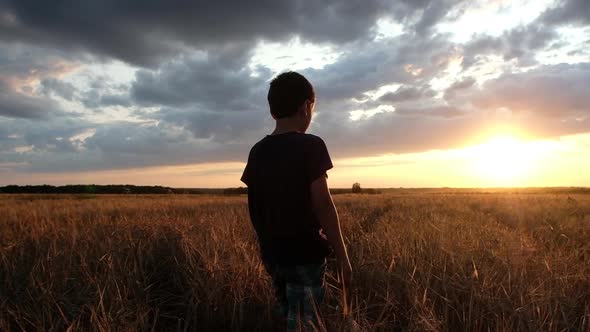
[240,71,352,331]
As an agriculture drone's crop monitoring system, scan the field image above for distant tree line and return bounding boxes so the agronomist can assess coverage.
[222,187,249,195]
[0,185,215,195]
[0,184,387,195]
[351,182,381,195]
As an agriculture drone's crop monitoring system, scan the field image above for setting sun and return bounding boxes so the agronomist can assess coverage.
[466,135,554,185]
[471,136,531,182]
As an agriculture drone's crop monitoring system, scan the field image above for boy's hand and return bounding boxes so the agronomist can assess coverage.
[339,261,353,314]
[310,174,353,312]
[339,261,352,288]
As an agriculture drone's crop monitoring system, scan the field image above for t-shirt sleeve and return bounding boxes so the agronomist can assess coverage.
[240,162,251,186]
[240,149,254,186]
[305,136,334,183]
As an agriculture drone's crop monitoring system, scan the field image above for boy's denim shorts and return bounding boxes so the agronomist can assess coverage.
[263,259,327,330]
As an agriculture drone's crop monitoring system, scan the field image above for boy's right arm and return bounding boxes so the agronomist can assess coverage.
[310,174,352,300]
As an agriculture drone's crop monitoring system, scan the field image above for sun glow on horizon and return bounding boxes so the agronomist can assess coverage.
[324,134,570,188]
[464,135,559,186]
[2,133,588,189]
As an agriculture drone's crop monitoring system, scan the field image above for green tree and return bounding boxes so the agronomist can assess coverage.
[352,182,362,193]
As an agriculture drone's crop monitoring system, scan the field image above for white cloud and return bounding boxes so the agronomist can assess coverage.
[536,26,590,65]
[349,105,395,121]
[248,36,343,75]
[14,145,33,153]
[438,0,556,43]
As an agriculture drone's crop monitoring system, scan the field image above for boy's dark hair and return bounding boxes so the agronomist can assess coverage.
[267,71,315,119]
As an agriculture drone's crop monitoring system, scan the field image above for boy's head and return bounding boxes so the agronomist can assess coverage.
[267,71,315,131]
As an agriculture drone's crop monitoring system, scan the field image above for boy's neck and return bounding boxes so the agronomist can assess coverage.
[270,119,303,135]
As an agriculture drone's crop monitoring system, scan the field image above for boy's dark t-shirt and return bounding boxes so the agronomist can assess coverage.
[240,131,333,266]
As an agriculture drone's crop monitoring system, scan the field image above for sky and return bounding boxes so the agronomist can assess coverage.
[0,0,589,188]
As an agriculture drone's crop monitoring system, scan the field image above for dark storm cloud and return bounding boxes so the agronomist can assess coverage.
[75,77,135,109]
[443,77,476,100]
[98,94,132,108]
[80,89,135,110]
[462,23,558,68]
[387,0,467,35]
[303,32,456,106]
[0,118,255,173]
[461,1,589,70]
[132,30,456,148]
[541,0,590,26]
[40,78,76,101]
[84,122,189,155]
[0,42,77,78]
[0,42,76,119]
[471,63,590,117]
[412,0,462,35]
[0,116,91,165]
[0,0,396,67]
[131,49,268,111]
[501,24,558,64]
[379,85,436,104]
[0,0,473,68]
[0,81,59,119]
[113,17,460,152]
[127,46,274,145]
[128,26,460,149]
[157,108,272,144]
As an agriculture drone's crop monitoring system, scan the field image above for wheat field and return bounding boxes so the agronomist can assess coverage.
[1,193,589,331]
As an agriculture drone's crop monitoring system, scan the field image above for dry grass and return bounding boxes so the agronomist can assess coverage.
[1,193,589,331]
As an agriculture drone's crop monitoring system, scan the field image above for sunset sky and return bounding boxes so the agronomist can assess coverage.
[0,0,589,188]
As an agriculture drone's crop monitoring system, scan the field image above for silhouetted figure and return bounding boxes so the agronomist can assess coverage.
[241,72,352,331]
